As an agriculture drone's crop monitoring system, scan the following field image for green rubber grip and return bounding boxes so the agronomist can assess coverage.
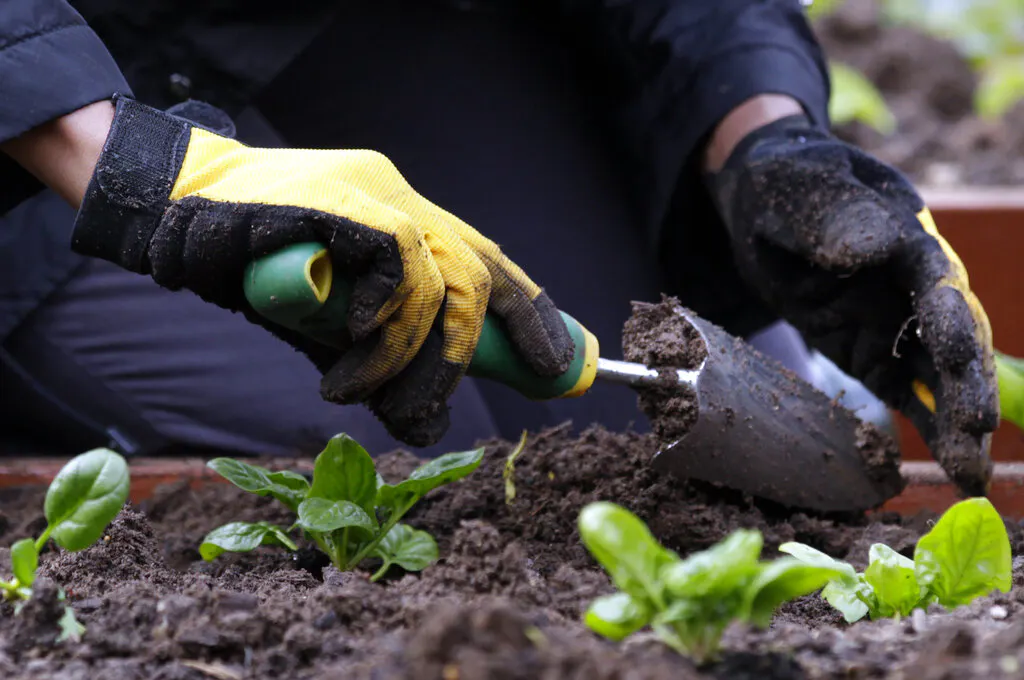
[242,242,599,400]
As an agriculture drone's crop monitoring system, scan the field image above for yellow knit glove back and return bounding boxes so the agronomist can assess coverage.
[71,97,573,445]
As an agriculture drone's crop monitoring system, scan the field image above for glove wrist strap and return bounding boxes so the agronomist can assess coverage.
[71,95,192,273]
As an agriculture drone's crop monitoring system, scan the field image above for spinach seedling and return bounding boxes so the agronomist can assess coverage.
[200,433,483,581]
[780,496,1012,622]
[578,501,844,663]
[1,448,131,641]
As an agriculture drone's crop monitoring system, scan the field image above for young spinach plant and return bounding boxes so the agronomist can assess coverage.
[780,496,1012,623]
[578,501,845,663]
[200,433,483,581]
[1,448,131,641]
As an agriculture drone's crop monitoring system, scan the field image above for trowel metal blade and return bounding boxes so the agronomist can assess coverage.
[651,309,906,513]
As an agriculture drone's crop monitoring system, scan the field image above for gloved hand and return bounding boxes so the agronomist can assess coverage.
[71,95,573,446]
[706,114,1000,496]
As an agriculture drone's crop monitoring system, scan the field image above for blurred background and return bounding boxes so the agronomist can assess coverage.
[806,0,1024,187]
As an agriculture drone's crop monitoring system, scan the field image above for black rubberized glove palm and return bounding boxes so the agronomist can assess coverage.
[706,115,1000,497]
[70,96,573,447]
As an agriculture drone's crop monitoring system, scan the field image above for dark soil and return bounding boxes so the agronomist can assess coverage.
[2,425,1024,679]
[814,0,1024,186]
[622,296,705,442]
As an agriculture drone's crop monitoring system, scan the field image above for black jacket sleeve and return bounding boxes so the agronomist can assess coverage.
[557,0,831,335]
[0,0,132,214]
[557,0,830,244]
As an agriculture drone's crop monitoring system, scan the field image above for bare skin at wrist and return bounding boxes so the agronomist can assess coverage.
[0,99,115,209]
[702,94,805,172]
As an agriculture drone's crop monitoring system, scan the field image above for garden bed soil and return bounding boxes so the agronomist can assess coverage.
[813,0,1024,187]
[3,425,1024,680]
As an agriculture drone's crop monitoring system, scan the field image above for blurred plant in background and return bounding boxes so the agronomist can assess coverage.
[805,0,1024,129]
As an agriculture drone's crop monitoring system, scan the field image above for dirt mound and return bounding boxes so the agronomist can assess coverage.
[0,429,1022,678]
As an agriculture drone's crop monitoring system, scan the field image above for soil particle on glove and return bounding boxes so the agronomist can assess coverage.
[621,295,706,442]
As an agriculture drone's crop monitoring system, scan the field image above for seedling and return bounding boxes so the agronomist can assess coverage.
[503,430,528,506]
[577,501,844,663]
[781,496,1012,622]
[200,433,483,581]
[1,448,131,641]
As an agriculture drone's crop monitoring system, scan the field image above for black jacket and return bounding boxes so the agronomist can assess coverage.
[0,0,830,340]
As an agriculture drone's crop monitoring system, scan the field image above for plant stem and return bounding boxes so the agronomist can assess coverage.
[370,561,392,583]
[345,499,415,571]
[34,526,53,554]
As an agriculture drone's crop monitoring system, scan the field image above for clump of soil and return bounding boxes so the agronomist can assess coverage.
[813,0,1024,186]
[3,425,1023,679]
[622,295,706,442]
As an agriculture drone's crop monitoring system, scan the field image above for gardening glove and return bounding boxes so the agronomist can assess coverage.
[706,114,1000,497]
[70,95,574,446]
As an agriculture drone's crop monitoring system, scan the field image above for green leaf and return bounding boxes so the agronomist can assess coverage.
[57,605,85,643]
[377,448,484,511]
[743,558,847,627]
[578,502,678,606]
[371,523,438,572]
[44,448,130,552]
[207,457,272,492]
[297,497,376,536]
[804,0,844,20]
[199,521,298,561]
[822,577,872,623]
[10,538,37,588]
[308,435,378,515]
[975,57,1024,120]
[829,62,897,135]
[864,544,923,617]
[779,541,872,622]
[914,497,1012,608]
[584,592,652,642]
[265,470,311,508]
[778,542,859,581]
[996,351,1024,430]
[207,458,308,512]
[662,530,762,599]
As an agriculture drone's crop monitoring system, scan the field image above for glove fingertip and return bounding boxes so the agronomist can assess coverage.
[319,338,381,404]
[372,399,451,448]
[505,290,575,376]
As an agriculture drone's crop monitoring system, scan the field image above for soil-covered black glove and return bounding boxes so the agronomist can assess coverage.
[70,96,573,447]
[706,114,999,496]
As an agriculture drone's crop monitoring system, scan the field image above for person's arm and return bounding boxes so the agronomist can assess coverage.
[1,100,114,208]
[554,0,830,239]
[0,1,130,211]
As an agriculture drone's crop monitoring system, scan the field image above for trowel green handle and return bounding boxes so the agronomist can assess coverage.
[242,242,599,400]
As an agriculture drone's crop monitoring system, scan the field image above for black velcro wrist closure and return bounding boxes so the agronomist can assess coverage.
[71,95,192,273]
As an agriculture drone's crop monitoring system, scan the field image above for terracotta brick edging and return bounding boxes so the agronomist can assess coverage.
[3,457,1024,520]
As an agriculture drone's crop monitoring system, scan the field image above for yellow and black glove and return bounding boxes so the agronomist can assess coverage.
[71,96,573,446]
[706,114,1000,497]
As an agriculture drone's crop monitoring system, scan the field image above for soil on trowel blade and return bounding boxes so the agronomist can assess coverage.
[621,295,706,442]
[3,426,1024,679]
